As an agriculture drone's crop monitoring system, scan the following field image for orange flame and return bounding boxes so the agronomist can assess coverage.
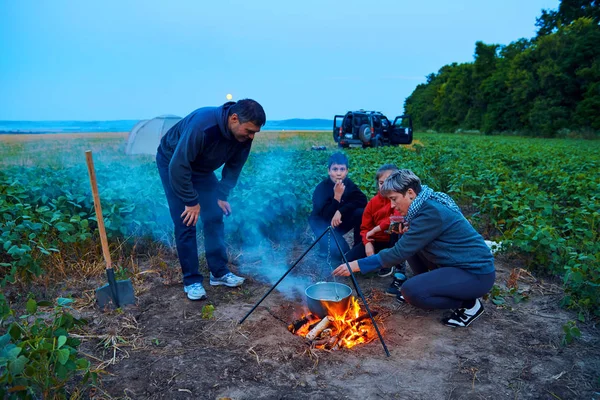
[292,296,378,350]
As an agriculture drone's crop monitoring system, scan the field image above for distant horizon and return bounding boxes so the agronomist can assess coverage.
[0,117,335,134]
[0,117,334,122]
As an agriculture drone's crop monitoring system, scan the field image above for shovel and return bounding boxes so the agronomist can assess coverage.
[85,150,135,309]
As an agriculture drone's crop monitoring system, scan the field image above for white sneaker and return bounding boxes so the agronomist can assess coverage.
[184,282,207,300]
[209,272,245,287]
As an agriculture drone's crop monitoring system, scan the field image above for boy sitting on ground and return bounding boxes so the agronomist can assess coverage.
[309,152,368,259]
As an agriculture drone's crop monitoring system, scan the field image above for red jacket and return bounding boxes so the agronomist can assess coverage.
[360,193,400,245]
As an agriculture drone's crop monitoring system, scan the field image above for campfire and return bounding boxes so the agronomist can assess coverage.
[288,296,379,350]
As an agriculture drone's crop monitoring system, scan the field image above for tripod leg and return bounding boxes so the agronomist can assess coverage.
[330,228,390,357]
[238,227,331,324]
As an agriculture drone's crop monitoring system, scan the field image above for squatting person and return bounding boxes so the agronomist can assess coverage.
[333,169,495,327]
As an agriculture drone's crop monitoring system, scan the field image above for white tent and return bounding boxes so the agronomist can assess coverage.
[125,115,181,155]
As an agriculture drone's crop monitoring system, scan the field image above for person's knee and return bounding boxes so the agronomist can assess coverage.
[308,216,320,228]
[174,223,197,240]
[401,281,427,307]
[201,209,224,227]
[309,216,328,234]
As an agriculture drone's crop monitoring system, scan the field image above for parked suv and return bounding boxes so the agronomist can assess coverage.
[333,110,413,148]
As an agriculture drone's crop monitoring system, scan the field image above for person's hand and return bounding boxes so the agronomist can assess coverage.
[365,242,375,256]
[332,260,360,277]
[333,180,345,201]
[365,226,380,241]
[399,222,409,235]
[181,204,200,226]
[217,200,232,216]
[331,210,342,228]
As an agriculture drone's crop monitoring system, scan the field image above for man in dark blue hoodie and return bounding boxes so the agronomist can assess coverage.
[156,99,266,301]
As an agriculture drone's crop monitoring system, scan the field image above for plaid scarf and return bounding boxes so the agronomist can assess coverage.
[404,185,461,223]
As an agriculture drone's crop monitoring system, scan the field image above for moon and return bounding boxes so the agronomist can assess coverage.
[226,94,233,100]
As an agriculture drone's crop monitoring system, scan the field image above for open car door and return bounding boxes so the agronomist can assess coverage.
[390,115,413,144]
[333,114,345,143]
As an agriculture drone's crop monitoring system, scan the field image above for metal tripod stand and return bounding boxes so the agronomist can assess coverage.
[238,225,390,357]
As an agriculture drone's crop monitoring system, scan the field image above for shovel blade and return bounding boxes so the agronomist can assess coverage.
[96,279,135,309]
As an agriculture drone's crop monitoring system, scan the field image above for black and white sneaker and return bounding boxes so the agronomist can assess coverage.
[385,272,407,297]
[396,294,406,304]
[442,299,484,328]
[378,266,395,278]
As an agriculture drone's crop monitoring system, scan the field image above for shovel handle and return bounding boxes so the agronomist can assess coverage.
[85,151,112,269]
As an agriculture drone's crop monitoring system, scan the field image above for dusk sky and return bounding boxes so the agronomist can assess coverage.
[0,0,559,121]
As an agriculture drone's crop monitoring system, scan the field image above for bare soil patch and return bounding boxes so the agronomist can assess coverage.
[62,244,600,400]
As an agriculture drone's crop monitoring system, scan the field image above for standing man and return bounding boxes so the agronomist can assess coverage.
[156,99,266,301]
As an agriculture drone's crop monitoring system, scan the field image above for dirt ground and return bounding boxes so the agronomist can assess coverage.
[58,237,599,400]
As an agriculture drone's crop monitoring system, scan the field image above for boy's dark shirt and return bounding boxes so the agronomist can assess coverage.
[311,177,368,221]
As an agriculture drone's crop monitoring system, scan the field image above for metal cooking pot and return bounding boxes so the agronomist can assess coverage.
[305,282,353,318]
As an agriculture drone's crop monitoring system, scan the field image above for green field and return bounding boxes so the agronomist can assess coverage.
[1,130,599,397]
[1,131,599,316]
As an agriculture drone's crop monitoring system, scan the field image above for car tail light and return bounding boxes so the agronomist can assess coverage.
[339,127,342,137]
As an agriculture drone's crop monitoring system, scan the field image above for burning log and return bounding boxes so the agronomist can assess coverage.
[332,312,379,350]
[306,316,332,341]
[288,294,382,351]
[350,311,378,325]
[287,314,318,334]
[312,335,338,349]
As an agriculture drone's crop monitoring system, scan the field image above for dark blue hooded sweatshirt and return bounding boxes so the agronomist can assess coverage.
[157,102,251,206]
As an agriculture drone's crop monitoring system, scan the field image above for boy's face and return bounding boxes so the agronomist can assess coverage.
[328,163,348,183]
[377,170,394,192]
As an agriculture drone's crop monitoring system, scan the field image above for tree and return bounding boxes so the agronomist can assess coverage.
[403,1,600,137]
[536,0,599,36]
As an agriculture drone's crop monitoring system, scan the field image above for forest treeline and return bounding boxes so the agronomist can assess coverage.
[405,0,600,137]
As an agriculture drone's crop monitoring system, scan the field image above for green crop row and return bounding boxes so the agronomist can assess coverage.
[1,134,598,316]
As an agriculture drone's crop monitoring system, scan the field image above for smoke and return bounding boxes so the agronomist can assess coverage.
[2,132,335,301]
[236,240,315,301]
[225,148,327,300]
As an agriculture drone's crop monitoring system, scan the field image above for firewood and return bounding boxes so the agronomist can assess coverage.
[353,311,378,324]
[306,316,332,341]
[311,337,330,347]
[325,336,338,349]
[312,334,339,349]
[287,314,316,333]
[331,312,379,350]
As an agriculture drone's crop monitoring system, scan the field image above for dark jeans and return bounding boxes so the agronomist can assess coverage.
[156,153,229,286]
[309,208,364,258]
[402,252,495,309]
[345,233,399,263]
